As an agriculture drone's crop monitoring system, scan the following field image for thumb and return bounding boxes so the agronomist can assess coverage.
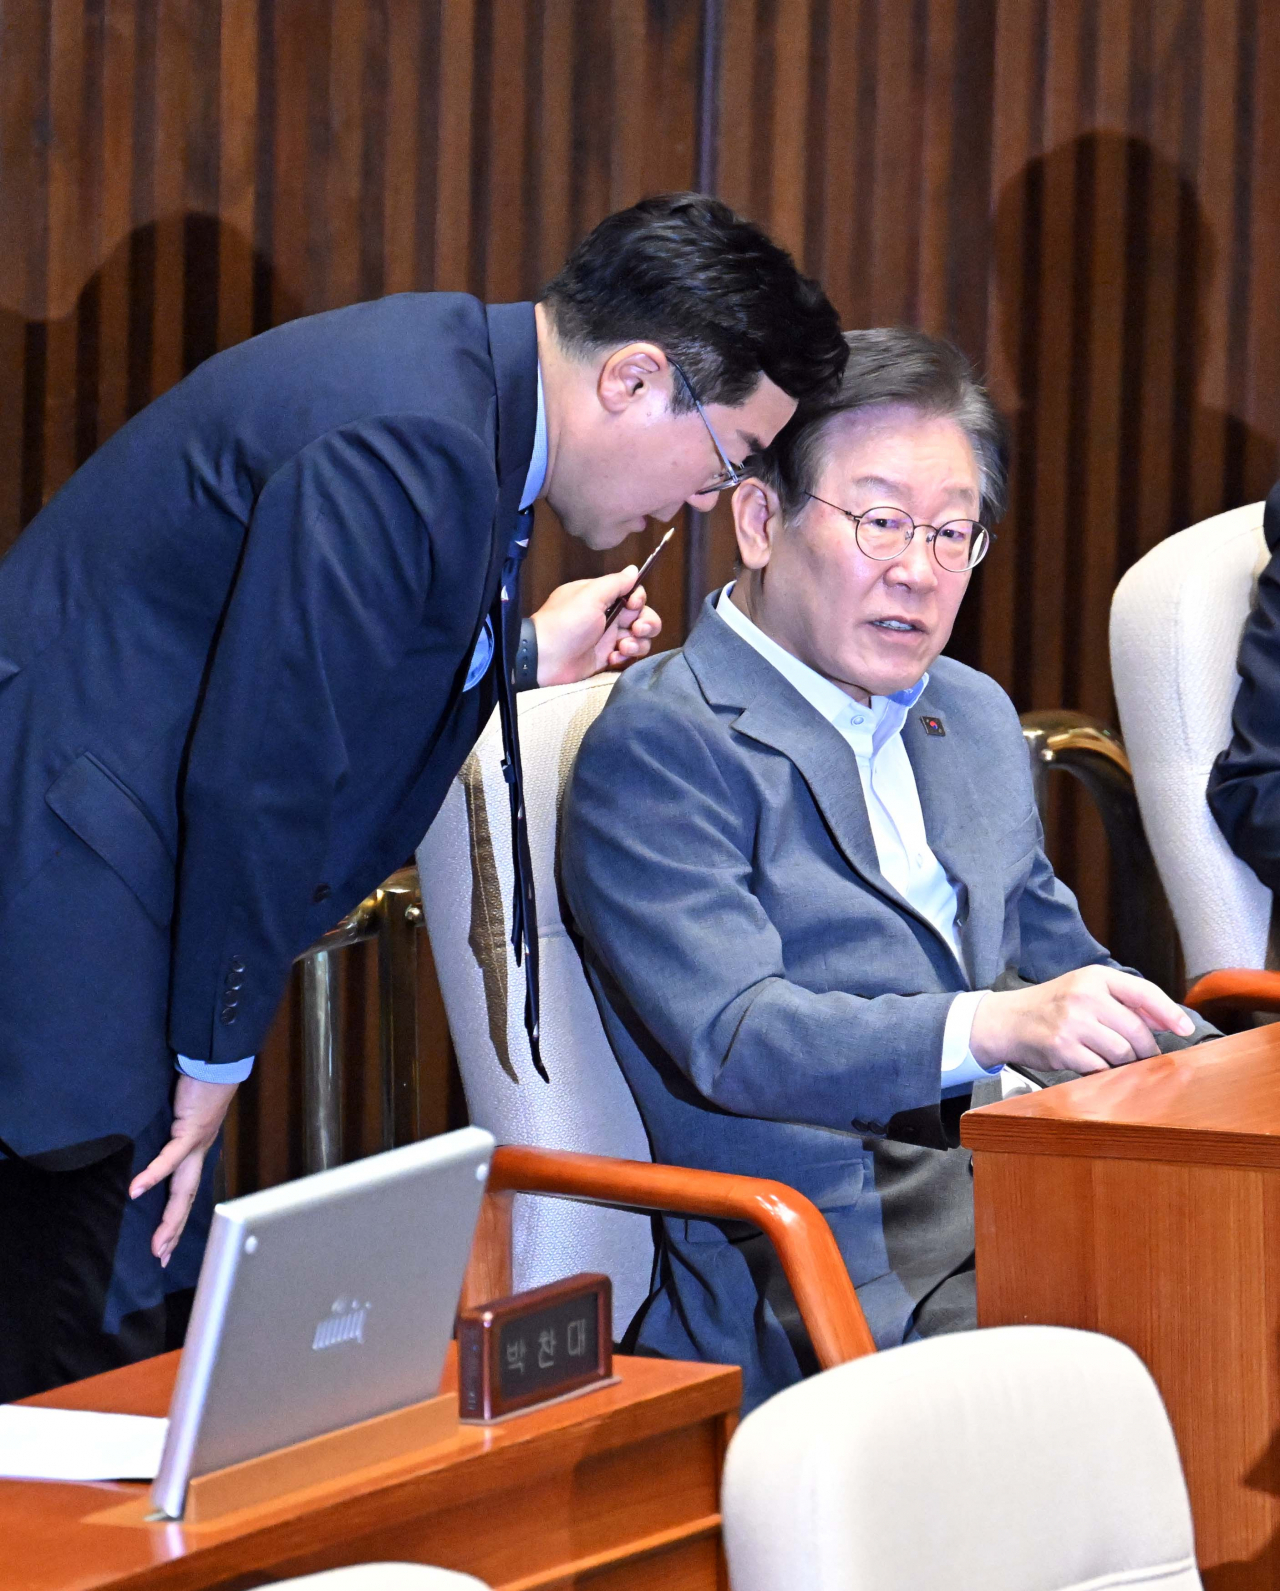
[599,565,638,605]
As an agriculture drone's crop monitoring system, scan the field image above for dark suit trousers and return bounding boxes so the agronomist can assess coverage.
[0,1106,217,1400]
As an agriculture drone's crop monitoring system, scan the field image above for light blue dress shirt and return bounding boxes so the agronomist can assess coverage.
[463,362,548,689]
[715,585,999,1091]
[177,366,550,1085]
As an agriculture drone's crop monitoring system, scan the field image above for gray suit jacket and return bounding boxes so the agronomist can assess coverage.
[562,595,1201,1410]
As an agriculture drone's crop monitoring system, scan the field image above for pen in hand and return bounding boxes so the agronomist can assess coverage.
[604,526,676,625]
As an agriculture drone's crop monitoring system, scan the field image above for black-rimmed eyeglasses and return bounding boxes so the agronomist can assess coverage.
[669,357,745,494]
[804,494,995,573]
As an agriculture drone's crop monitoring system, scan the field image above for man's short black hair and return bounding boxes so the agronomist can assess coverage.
[541,193,847,413]
[750,326,1010,524]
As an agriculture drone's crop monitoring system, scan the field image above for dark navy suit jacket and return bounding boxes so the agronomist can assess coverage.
[0,294,536,1158]
[1208,481,1280,891]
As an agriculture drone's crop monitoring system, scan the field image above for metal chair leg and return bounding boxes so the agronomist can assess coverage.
[296,892,379,1173]
[301,950,342,1173]
[377,869,426,1150]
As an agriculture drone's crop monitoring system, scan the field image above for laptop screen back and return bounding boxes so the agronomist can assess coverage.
[152,1126,493,1518]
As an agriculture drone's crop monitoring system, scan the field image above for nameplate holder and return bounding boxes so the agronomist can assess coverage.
[88,1390,481,1530]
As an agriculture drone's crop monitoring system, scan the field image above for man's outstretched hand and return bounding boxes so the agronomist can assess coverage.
[532,568,661,686]
[129,1074,239,1267]
[969,965,1196,1075]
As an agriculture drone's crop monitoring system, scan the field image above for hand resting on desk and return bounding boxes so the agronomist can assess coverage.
[970,966,1197,1075]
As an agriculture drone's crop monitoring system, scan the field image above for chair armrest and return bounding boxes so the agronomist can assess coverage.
[470,1144,875,1371]
[1184,969,1280,1017]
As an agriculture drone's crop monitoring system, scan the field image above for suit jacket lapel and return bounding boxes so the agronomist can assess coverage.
[684,600,929,928]
[483,301,538,599]
[902,700,1001,987]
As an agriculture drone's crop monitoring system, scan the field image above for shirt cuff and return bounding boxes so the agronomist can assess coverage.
[940,990,1000,1090]
[176,1053,256,1085]
[464,619,494,691]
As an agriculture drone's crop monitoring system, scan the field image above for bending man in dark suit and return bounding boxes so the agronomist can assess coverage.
[0,193,847,1397]
[562,327,1209,1412]
[1207,481,1280,888]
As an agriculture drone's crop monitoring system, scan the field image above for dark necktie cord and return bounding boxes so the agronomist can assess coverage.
[492,512,548,1082]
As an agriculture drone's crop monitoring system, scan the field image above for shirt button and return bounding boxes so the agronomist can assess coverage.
[220,1007,238,1026]
[230,958,245,974]
[852,715,865,725]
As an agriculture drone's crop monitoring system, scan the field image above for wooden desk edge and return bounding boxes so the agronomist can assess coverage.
[6,1355,742,1591]
[960,1113,1280,1169]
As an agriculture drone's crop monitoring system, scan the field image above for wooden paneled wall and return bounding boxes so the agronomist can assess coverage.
[707,0,1280,923]
[3,0,1277,1186]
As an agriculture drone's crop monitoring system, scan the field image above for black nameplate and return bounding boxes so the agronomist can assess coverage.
[457,1272,614,1422]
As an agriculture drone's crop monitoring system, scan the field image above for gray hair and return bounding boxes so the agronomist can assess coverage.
[748,326,1009,525]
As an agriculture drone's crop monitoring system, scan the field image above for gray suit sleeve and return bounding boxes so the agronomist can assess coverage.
[561,691,953,1140]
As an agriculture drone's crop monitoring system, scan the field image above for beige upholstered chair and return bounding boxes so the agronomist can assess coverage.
[416,678,873,1367]
[1111,503,1280,1017]
[721,1326,1201,1591]
[269,1567,490,1590]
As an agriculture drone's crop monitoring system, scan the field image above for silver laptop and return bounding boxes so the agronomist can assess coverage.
[151,1125,494,1519]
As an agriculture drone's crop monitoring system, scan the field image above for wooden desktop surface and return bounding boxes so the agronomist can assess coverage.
[5,1347,740,1591]
[962,1024,1280,1588]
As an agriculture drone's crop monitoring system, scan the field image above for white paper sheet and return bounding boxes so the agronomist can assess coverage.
[0,1404,168,1481]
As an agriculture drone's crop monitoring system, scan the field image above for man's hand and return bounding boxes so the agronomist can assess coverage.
[969,966,1196,1075]
[129,1074,239,1266]
[532,568,662,686]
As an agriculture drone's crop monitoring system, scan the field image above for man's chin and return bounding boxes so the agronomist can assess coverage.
[557,511,648,551]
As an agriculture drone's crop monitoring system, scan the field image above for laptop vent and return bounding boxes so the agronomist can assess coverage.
[312,1300,369,1350]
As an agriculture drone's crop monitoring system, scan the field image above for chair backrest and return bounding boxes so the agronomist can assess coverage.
[416,676,654,1335]
[1110,504,1272,980]
[270,1569,490,1590]
[721,1325,1200,1591]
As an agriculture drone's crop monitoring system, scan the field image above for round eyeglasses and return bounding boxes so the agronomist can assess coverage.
[804,495,995,573]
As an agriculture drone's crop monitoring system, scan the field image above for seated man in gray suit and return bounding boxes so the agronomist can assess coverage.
[561,327,1210,1411]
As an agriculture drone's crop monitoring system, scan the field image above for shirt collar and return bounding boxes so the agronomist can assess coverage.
[714,583,928,753]
[519,362,547,511]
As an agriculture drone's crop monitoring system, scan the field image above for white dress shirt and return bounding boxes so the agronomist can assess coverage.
[177,367,550,1084]
[715,585,998,1091]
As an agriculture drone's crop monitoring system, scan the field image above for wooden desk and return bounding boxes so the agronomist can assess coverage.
[5,1349,739,1591]
[962,1025,1280,1589]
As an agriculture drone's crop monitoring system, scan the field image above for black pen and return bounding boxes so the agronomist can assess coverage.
[604,525,675,625]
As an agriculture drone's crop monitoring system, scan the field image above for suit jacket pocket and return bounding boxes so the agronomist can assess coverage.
[46,753,175,929]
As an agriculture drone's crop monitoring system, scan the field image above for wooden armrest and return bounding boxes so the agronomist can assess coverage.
[463,1144,875,1372]
[1184,969,1280,1017]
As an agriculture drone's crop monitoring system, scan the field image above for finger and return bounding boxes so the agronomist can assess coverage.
[129,1133,197,1201]
[1105,972,1195,1035]
[1092,998,1161,1061]
[1043,1042,1110,1075]
[623,583,647,613]
[625,603,661,640]
[152,1151,206,1265]
[1078,1018,1142,1067]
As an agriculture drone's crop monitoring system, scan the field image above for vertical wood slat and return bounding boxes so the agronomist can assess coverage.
[2,0,1279,1191]
[711,0,1278,949]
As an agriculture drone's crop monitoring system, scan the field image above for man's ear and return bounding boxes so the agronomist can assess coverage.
[731,477,781,570]
[597,342,670,415]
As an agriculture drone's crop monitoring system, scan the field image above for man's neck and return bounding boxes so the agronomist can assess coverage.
[729,573,874,707]
[532,302,567,507]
